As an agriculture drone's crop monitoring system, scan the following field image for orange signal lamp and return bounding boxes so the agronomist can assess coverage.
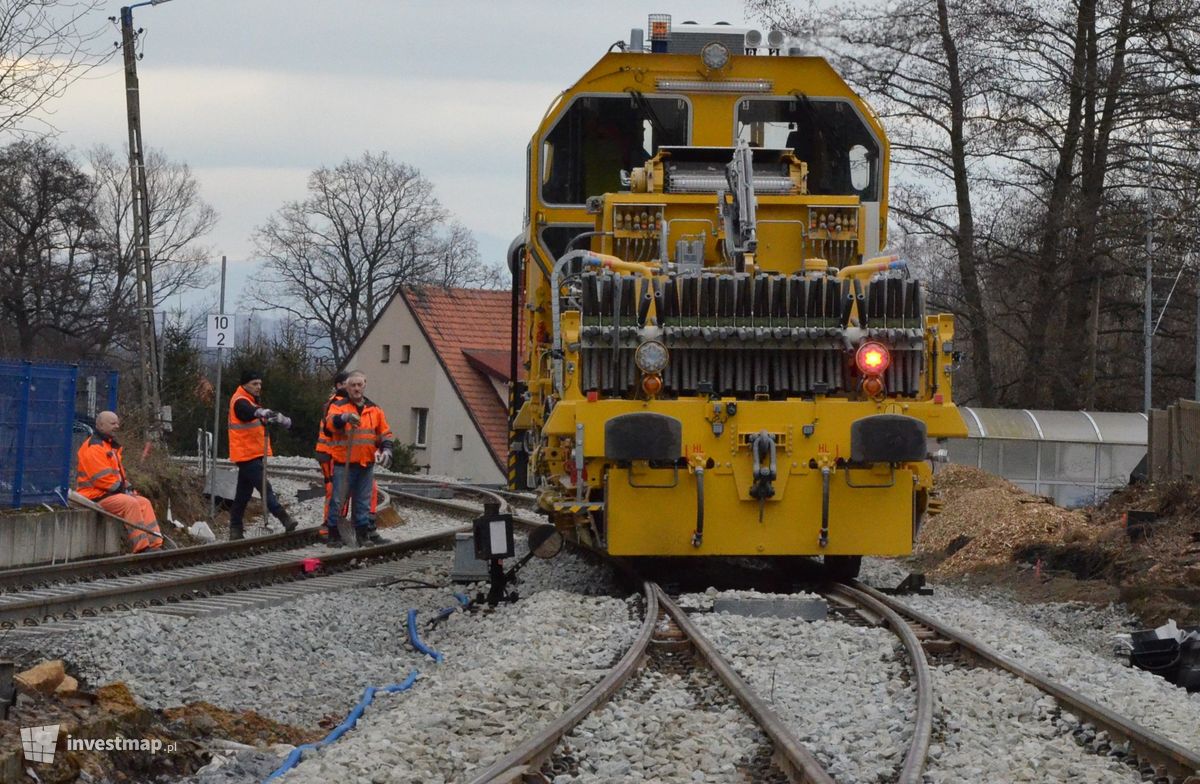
[855,342,891,375]
[862,375,885,398]
[642,373,663,397]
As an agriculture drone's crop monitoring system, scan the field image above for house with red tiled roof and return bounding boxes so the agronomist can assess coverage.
[342,287,512,484]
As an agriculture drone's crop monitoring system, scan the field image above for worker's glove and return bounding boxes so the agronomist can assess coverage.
[269,412,292,429]
[254,408,275,421]
[338,412,361,426]
[374,448,392,468]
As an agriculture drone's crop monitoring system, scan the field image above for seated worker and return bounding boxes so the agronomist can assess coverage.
[75,410,164,553]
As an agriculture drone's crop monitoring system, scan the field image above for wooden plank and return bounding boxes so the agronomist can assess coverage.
[1178,400,1200,480]
[1150,409,1170,483]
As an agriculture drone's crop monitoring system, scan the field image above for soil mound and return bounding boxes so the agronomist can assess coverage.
[922,465,1200,625]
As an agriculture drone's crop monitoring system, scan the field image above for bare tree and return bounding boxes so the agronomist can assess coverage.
[249,151,505,364]
[88,145,217,354]
[0,139,103,357]
[0,1,111,138]
[749,0,1003,404]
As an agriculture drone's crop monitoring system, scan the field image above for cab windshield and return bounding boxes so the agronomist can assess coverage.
[736,97,880,200]
[541,94,690,205]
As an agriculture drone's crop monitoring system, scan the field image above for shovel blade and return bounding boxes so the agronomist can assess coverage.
[336,517,357,547]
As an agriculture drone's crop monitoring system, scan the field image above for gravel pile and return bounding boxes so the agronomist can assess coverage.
[547,651,784,783]
[684,591,914,783]
[923,665,1141,783]
[279,589,639,783]
[903,590,1200,753]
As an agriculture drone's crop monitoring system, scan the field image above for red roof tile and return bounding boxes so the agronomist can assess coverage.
[401,287,513,472]
[462,349,511,382]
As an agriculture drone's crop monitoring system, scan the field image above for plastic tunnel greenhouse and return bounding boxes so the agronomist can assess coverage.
[944,408,1148,508]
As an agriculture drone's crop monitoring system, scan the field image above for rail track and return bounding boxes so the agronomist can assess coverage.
[851,580,1200,784]
[4,475,1197,783]
[0,468,530,628]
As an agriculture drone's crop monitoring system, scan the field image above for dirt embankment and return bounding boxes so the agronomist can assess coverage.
[917,465,1200,625]
[1,660,318,783]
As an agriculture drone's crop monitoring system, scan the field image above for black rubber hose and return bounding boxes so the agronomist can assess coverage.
[819,466,831,548]
[692,467,705,548]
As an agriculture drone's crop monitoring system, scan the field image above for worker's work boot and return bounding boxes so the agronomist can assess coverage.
[229,525,244,541]
[365,523,386,544]
[278,510,298,533]
[355,528,370,547]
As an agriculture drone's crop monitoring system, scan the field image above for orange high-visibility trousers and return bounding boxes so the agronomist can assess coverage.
[98,494,164,553]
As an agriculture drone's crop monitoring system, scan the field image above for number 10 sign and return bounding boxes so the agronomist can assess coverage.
[206,314,235,349]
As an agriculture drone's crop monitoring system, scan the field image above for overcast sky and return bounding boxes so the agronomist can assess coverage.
[45,1,757,313]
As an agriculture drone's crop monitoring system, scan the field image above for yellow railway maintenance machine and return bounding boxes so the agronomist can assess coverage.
[503,16,968,580]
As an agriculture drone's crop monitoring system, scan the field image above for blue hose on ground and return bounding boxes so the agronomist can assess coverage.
[263,670,419,782]
[407,608,445,663]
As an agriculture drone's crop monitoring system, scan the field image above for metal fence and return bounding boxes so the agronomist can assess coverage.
[0,360,118,508]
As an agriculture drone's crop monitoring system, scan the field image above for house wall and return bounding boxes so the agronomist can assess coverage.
[346,297,504,484]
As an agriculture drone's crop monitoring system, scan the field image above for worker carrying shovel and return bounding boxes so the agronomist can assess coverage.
[324,370,393,547]
[227,369,297,540]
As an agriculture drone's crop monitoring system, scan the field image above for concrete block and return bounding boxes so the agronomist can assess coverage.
[711,596,828,620]
[203,465,238,501]
[450,532,489,582]
[0,508,123,568]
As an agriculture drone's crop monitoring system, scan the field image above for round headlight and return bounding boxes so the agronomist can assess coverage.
[701,41,730,70]
[635,340,669,374]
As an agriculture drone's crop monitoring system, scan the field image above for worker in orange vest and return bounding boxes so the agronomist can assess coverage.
[316,371,382,547]
[325,370,393,546]
[75,411,164,553]
[228,369,296,540]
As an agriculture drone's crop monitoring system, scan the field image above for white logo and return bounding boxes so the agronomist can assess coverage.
[20,724,60,764]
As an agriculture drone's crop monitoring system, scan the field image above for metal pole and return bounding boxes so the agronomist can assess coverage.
[209,256,226,523]
[120,6,162,437]
[1195,257,1199,401]
[1145,132,1154,414]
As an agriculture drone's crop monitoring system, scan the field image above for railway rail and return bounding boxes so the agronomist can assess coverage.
[0,529,464,629]
[852,581,1200,784]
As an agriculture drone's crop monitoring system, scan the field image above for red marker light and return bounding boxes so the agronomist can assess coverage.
[855,342,891,375]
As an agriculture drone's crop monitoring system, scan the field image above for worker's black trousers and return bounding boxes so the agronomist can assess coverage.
[230,457,284,527]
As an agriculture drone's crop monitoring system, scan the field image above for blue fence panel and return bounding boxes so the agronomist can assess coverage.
[0,360,114,509]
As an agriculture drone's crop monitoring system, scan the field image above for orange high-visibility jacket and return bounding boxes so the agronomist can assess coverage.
[324,396,394,465]
[314,392,340,457]
[76,434,128,500]
[228,385,273,463]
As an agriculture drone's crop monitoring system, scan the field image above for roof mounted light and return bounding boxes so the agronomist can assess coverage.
[744,29,763,53]
[648,13,671,53]
[655,78,773,93]
[767,30,786,50]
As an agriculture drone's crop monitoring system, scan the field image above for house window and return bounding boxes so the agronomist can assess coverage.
[401,345,411,363]
[381,344,390,363]
[453,434,463,451]
[412,408,428,448]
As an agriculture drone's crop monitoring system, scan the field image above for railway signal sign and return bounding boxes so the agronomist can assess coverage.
[206,314,235,349]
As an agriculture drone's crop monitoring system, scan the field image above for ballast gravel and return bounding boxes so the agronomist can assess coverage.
[547,654,784,783]
[682,590,914,783]
[922,665,1142,784]
[279,589,639,783]
[902,589,1200,755]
